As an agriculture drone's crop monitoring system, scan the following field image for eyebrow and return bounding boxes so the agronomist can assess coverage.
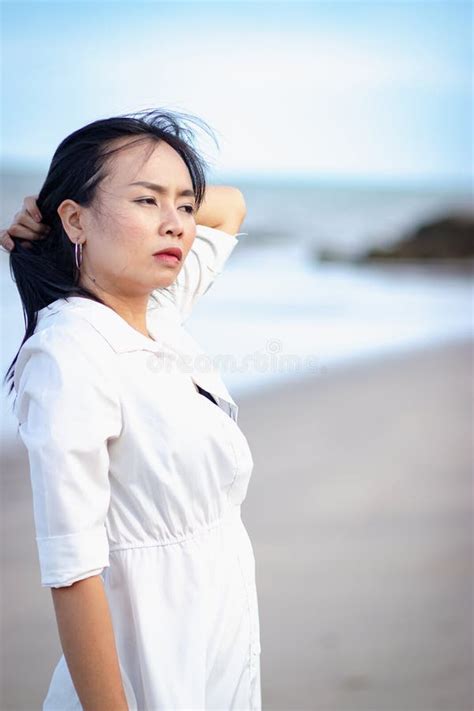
[129,181,195,198]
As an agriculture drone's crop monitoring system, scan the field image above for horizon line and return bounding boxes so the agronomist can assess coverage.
[1,159,471,193]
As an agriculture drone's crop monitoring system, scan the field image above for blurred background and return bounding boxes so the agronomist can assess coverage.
[1,2,472,710]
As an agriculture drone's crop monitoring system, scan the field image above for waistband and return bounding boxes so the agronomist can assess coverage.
[108,503,242,554]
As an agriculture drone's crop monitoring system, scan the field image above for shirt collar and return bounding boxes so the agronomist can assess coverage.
[37,296,239,421]
[38,296,165,355]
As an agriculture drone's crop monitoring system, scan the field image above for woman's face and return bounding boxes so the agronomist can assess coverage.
[77,138,197,298]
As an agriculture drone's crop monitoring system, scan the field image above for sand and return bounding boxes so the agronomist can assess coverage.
[1,337,472,711]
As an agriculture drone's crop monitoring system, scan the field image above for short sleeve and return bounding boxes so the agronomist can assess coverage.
[13,325,122,588]
[150,224,246,324]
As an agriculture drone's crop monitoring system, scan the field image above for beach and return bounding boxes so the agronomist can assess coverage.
[1,336,472,711]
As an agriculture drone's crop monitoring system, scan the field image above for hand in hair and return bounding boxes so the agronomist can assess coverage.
[1,195,49,252]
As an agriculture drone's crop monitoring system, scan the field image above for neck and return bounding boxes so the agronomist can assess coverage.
[79,277,153,340]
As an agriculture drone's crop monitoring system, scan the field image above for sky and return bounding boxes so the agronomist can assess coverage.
[1,0,472,186]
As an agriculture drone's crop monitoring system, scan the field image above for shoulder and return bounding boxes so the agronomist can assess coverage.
[14,303,118,395]
[13,309,123,431]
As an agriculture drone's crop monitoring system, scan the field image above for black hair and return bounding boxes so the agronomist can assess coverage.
[3,108,216,396]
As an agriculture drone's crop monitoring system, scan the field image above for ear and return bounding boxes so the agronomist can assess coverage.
[57,199,85,243]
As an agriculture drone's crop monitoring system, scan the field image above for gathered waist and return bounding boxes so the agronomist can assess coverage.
[108,504,242,554]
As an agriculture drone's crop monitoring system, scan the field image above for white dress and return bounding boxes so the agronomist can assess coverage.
[12,225,262,711]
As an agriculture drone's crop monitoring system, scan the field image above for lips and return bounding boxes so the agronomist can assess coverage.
[153,247,183,261]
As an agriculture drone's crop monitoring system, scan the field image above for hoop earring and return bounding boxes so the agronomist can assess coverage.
[75,242,83,270]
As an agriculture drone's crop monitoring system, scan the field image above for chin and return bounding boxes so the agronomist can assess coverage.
[151,274,178,291]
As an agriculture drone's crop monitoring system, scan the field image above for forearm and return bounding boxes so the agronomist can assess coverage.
[51,575,129,711]
[195,185,246,234]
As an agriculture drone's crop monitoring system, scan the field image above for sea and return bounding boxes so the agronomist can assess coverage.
[1,170,472,444]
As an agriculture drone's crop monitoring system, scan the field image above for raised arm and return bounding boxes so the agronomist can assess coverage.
[183,184,247,234]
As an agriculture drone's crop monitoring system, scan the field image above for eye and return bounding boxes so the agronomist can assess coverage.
[135,197,157,206]
[135,198,195,214]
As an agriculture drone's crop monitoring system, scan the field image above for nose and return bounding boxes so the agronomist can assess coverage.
[159,204,184,236]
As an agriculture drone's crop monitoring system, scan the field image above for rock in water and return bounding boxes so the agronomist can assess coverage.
[363,212,474,261]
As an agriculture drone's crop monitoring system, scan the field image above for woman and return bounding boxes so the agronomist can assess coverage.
[3,109,261,711]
